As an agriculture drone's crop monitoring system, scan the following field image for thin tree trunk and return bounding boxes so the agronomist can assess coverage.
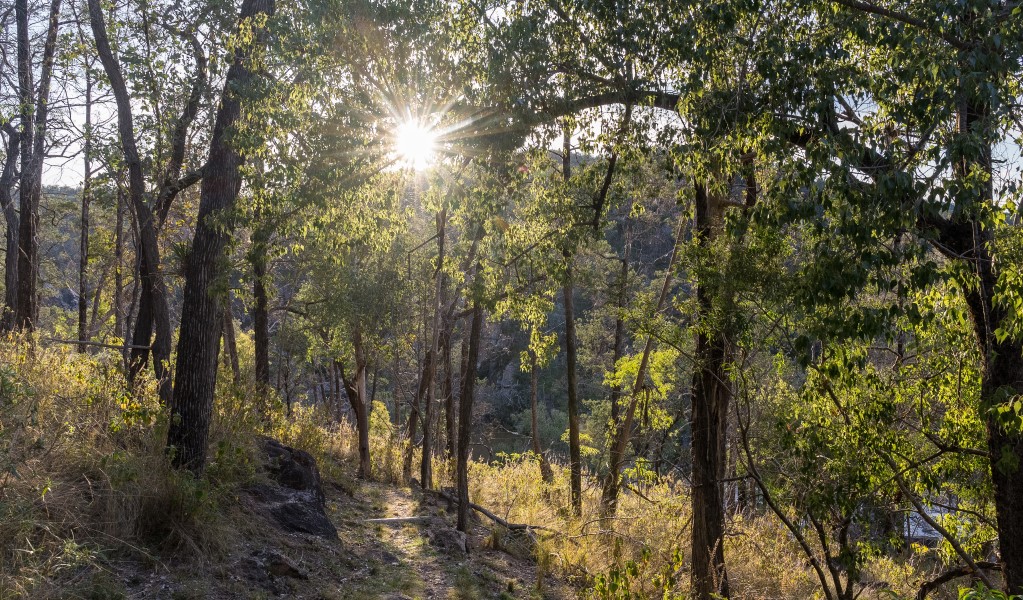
[114,183,124,362]
[251,228,271,388]
[563,258,582,516]
[78,69,93,352]
[15,0,62,331]
[0,125,19,332]
[943,80,1023,594]
[88,0,173,403]
[329,362,339,415]
[222,298,240,384]
[601,219,683,514]
[420,207,446,490]
[167,0,275,473]
[124,25,206,381]
[86,261,108,338]
[456,303,483,532]
[561,126,582,516]
[403,347,427,481]
[341,329,372,479]
[442,320,456,458]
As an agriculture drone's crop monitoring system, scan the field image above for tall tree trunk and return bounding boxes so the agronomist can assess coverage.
[15,0,62,331]
[530,352,554,483]
[114,183,124,361]
[420,208,446,489]
[341,330,372,479]
[0,126,19,332]
[442,319,456,458]
[127,263,154,379]
[689,181,730,599]
[125,25,206,381]
[561,126,582,515]
[456,303,483,532]
[941,76,1023,594]
[403,347,428,481]
[78,69,93,352]
[88,0,173,403]
[563,257,583,516]
[167,0,275,473]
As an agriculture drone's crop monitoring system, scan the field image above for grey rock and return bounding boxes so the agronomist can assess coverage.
[242,437,338,539]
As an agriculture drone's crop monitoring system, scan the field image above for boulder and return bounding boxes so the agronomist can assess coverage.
[260,437,326,504]
[242,438,338,539]
[426,517,467,556]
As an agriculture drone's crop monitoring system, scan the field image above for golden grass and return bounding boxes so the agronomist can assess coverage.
[0,338,959,600]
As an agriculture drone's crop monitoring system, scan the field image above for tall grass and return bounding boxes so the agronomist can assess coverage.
[0,339,269,597]
[0,339,955,599]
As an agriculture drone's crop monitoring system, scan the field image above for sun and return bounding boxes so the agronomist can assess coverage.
[394,120,438,171]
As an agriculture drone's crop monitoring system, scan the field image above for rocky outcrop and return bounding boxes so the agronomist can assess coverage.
[242,437,337,539]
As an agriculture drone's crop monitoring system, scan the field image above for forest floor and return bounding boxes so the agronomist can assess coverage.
[100,475,574,599]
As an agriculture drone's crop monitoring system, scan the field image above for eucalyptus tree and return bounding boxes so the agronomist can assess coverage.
[167,0,279,471]
[85,0,217,399]
[693,0,1023,591]
[0,125,18,329]
[296,175,409,479]
[11,0,63,331]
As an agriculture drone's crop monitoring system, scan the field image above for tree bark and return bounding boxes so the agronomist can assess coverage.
[563,257,583,516]
[689,181,731,599]
[420,208,446,489]
[251,231,271,388]
[88,0,173,403]
[222,298,240,384]
[940,81,1023,594]
[561,126,582,515]
[403,347,428,481]
[0,125,19,332]
[339,332,372,479]
[125,23,206,368]
[442,318,456,458]
[167,0,275,473]
[15,0,62,331]
[601,218,682,514]
[114,182,124,362]
[457,303,483,532]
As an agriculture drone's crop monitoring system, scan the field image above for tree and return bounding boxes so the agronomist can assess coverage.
[15,0,63,331]
[167,0,276,472]
[0,124,19,330]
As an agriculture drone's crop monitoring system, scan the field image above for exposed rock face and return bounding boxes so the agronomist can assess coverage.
[243,437,337,539]
[261,438,326,504]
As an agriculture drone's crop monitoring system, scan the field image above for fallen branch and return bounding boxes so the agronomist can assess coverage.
[424,487,561,536]
[365,516,435,525]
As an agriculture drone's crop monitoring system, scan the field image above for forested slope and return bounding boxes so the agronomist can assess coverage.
[1,0,1022,598]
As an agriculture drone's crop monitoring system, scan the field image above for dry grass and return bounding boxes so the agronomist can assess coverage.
[0,339,267,598]
[0,338,965,600]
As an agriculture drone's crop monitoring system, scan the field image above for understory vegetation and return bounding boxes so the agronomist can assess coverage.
[2,0,1023,598]
[0,336,1011,599]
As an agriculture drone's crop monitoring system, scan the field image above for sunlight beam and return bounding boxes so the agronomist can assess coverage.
[394,120,438,171]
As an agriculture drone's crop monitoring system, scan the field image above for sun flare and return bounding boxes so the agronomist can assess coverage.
[394,120,438,171]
